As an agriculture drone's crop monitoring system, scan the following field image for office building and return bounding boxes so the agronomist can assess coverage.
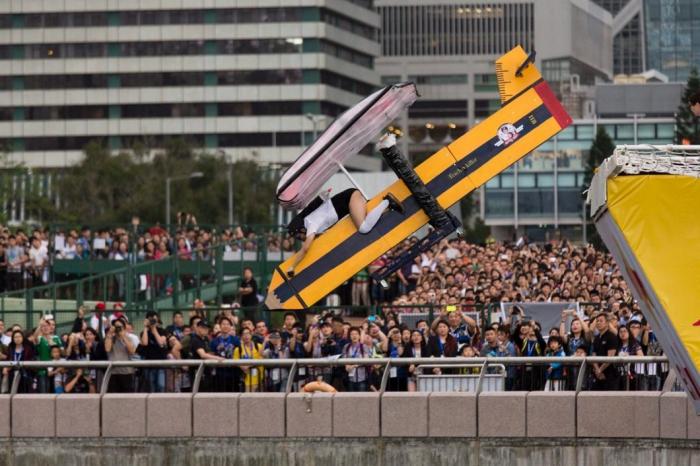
[0,1,381,170]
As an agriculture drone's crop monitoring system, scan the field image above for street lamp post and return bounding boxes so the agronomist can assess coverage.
[165,172,204,226]
[217,150,234,226]
[305,113,326,141]
[227,165,234,226]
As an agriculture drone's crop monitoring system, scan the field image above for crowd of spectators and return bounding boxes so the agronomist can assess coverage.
[0,226,50,292]
[0,283,667,395]
[0,225,671,395]
[359,237,632,311]
[0,216,292,297]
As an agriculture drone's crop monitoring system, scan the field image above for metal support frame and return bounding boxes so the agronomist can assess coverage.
[192,362,205,394]
[100,364,114,396]
[336,162,369,200]
[574,358,588,393]
[475,361,489,394]
[285,361,298,394]
[662,368,677,393]
[10,367,20,395]
[379,360,392,393]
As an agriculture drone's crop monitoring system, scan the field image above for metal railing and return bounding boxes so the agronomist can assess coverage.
[0,303,495,340]
[0,242,247,321]
[0,356,677,396]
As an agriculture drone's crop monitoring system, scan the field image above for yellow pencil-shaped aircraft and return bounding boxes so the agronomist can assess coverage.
[266,46,572,310]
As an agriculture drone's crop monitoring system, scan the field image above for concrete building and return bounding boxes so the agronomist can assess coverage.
[375,0,613,163]
[0,0,381,170]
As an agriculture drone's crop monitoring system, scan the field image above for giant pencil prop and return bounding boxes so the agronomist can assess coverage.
[590,147,700,413]
[266,46,572,310]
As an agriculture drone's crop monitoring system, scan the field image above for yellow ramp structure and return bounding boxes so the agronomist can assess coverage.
[266,46,572,310]
[590,146,700,412]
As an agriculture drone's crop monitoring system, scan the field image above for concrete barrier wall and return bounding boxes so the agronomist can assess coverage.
[1,391,699,439]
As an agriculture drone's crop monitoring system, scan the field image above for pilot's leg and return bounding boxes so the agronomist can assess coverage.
[350,190,404,234]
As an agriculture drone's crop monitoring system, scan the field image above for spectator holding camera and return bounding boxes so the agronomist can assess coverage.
[89,302,110,338]
[262,331,290,392]
[381,327,408,391]
[559,309,592,355]
[304,321,340,384]
[104,318,137,393]
[139,311,168,392]
[432,305,478,347]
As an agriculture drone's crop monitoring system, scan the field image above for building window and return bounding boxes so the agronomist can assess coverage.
[409,100,468,118]
[474,99,501,118]
[381,75,401,85]
[379,4,534,57]
[474,74,498,92]
[408,74,468,85]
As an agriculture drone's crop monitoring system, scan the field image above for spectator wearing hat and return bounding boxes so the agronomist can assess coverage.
[139,310,168,392]
[190,320,225,392]
[262,331,290,392]
[89,302,110,339]
[304,321,339,384]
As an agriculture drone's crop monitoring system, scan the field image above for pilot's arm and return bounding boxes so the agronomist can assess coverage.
[287,232,315,277]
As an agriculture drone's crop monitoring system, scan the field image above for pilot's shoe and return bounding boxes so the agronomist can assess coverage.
[376,133,397,152]
[383,193,404,214]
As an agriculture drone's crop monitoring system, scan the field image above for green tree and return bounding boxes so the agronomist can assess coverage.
[676,68,700,144]
[583,127,615,249]
[460,192,491,244]
[0,151,58,225]
[54,139,280,227]
[584,126,615,187]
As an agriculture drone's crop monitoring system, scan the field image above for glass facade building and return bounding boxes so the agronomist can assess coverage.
[483,117,676,241]
[594,0,700,81]
[645,0,700,82]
